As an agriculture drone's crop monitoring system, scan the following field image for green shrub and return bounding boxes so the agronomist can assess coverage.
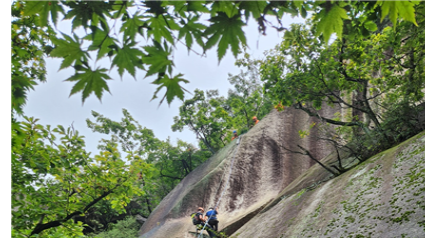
[90,217,141,238]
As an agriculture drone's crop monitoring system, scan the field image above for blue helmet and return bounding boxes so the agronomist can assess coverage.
[233,130,237,133]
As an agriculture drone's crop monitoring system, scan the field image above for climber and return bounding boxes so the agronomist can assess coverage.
[231,130,238,141]
[252,116,260,126]
[192,207,216,237]
[205,207,219,231]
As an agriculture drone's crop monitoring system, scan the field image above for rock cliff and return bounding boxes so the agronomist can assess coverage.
[138,108,425,238]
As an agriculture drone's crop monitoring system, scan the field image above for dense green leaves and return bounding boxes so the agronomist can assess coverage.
[11,0,420,111]
[22,1,63,26]
[146,15,179,44]
[378,1,418,27]
[177,15,207,51]
[172,89,230,153]
[260,3,425,139]
[315,3,348,42]
[12,116,145,237]
[86,109,212,218]
[12,2,52,114]
[172,58,272,151]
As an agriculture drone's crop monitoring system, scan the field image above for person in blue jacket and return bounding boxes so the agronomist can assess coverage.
[193,207,216,237]
[205,207,219,231]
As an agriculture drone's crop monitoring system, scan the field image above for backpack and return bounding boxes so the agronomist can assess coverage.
[191,212,202,225]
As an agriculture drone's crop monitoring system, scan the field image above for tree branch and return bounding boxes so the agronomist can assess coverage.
[282,144,339,176]
[30,182,122,236]
[314,60,371,114]
[295,102,363,127]
[296,145,339,176]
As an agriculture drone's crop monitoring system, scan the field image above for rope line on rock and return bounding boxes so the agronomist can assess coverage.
[197,135,243,238]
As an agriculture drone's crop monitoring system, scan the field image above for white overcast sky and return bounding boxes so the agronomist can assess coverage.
[20,11,305,155]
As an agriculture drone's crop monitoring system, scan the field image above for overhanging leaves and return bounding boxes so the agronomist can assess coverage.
[377,1,418,27]
[142,43,173,78]
[315,4,349,43]
[151,74,190,105]
[86,26,117,60]
[146,15,179,44]
[65,67,111,103]
[120,13,145,41]
[23,1,63,26]
[112,43,144,78]
[205,12,247,61]
[50,34,89,70]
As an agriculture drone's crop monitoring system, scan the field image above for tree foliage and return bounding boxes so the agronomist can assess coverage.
[172,58,272,152]
[11,0,419,113]
[91,216,141,238]
[228,54,273,132]
[86,109,212,217]
[11,116,147,237]
[172,89,231,153]
[12,107,213,237]
[10,1,422,236]
[260,2,425,160]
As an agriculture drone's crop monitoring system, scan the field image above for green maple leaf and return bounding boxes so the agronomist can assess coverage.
[151,74,190,105]
[178,15,207,51]
[315,4,349,42]
[111,43,144,78]
[239,1,267,20]
[50,34,89,70]
[86,26,117,60]
[120,14,145,41]
[22,1,44,16]
[205,12,247,61]
[187,1,209,13]
[146,15,179,44]
[211,1,239,18]
[377,1,418,27]
[65,67,111,103]
[23,1,63,26]
[142,44,173,77]
[64,1,111,30]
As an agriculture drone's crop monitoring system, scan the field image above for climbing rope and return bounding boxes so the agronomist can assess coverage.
[197,135,243,238]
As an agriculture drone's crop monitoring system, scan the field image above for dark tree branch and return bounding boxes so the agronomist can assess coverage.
[296,145,339,176]
[30,182,122,236]
[360,80,381,129]
[295,102,363,128]
[283,144,339,176]
[159,169,182,180]
[336,40,367,83]
[314,60,371,114]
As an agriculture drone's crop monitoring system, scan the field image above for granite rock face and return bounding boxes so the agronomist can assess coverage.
[139,107,425,238]
[233,131,425,238]
[139,107,337,238]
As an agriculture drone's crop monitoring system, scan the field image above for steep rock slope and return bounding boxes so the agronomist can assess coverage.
[233,131,425,238]
[139,108,337,238]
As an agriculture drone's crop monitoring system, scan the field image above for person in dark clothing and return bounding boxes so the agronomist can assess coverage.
[194,207,216,237]
[205,207,219,231]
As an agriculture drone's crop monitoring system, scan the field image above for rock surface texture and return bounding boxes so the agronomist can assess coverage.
[139,108,336,238]
[233,131,425,238]
[139,108,425,238]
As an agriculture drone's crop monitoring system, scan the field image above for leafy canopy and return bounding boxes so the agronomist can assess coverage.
[259,2,425,156]
[11,0,419,114]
